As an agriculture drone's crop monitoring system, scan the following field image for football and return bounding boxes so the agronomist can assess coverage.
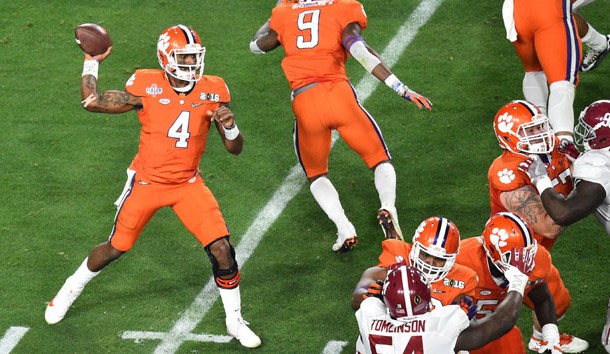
[74,23,112,56]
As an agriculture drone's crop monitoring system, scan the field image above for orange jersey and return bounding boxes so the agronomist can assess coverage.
[456,237,570,319]
[378,239,478,308]
[488,143,573,246]
[125,69,230,184]
[269,0,367,90]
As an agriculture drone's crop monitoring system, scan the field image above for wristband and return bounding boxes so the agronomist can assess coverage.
[535,176,553,195]
[384,74,401,90]
[249,40,265,55]
[82,60,99,79]
[223,124,240,140]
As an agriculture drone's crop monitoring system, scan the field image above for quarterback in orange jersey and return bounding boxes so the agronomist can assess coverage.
[489,100,573,251]
[502,0,581,142]
[44,25,260,348]
[456,212,588,354]
[249,0,432,253]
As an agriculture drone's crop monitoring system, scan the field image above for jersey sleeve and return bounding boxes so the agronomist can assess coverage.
[378,239,411,267]
[125,69,155,97]
[432,305,470,338]
[488,155,531,192]
[528,246,552,283]
[340,1,368,30]
[573,150,610,195]
[454,264,479,298]
[200,75,231,104]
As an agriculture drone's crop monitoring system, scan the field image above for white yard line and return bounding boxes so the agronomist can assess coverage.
[122,1,444,353]
[0,327,29,354]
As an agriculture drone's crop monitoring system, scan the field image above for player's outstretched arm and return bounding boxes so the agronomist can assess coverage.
[455,248,532,351]
[540,180,605,225]
[341,23,432,111]
[80,49,142,114]
[351,266,387,311]
[519,154,606,225]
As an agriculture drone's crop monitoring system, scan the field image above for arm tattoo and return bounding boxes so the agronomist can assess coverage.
[98,91,131,107]
[502,187,546,225]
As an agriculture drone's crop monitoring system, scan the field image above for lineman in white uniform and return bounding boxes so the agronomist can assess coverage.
[355,259,532,354]
[521,99,610,353]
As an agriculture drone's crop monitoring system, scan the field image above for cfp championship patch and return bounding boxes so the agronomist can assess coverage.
[443,278,465,289]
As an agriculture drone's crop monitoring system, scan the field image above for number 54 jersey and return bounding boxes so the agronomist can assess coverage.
[356,297,469,354]
[125,69,230,184]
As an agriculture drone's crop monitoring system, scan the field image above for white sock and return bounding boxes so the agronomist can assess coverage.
[70,257,100,288]
[374,162,396,210]
[219,286,242,322]
[548,80,575,138]
[532,325,543,340]
[522,71,548,115]
[310,177,355,237]
[582,24,608,51]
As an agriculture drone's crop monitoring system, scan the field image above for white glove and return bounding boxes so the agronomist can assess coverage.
[392,83,433,111]
[503,265,529,296]
[518,155,552,194]
[538,324,563,354]
[496,247,536,296]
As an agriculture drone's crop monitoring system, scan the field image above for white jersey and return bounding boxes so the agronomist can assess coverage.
[573,149,610,235]
[355,297,469,354]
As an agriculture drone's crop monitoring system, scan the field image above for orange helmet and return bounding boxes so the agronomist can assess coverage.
[493,100,555,155]
[157,24,206,84]
[482,212,537,273]
[409,217,460,283]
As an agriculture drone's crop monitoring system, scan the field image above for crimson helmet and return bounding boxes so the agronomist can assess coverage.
[575,100,610,150]
[482,212,537,274]
[157,24,206,84]
[409,217,460,283]
[493,100,555,154]
[382,265,431,319]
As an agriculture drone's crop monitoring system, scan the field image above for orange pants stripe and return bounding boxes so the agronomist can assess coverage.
[513,0,581,84]
[291,80,391,178]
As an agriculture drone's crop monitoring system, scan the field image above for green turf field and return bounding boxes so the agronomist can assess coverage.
[1,1,609,353]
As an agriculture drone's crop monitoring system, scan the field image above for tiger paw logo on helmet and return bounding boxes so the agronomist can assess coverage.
[489,227,509,248]
[158,32,170,52]
[497,168,515,184]
[496,112,514,133]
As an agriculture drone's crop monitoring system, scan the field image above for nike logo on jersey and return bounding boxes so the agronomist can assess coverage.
[432,289,446,294]
[191,102,205,107]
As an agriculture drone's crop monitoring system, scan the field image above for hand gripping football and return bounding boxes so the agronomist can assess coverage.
[75,23,112,56]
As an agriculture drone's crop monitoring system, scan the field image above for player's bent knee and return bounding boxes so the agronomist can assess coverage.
[205,236,240,289]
